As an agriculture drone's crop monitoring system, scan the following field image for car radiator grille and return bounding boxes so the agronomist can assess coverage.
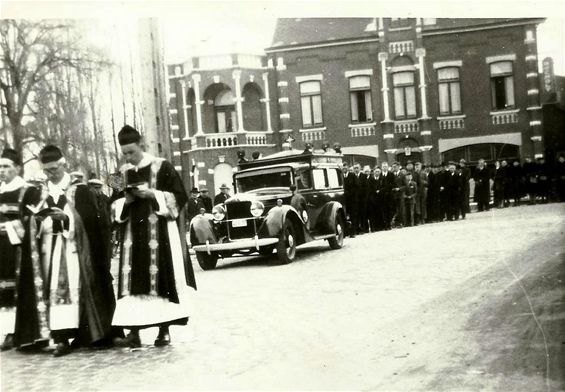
[226,201,255,240]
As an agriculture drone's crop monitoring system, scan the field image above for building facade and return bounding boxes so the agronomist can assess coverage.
[167,53,280,194]
[168,18,546,193]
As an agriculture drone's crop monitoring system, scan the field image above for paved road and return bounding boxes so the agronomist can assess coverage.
[1,203,564,391]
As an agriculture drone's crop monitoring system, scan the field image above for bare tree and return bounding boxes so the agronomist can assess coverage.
[0,20,106,153]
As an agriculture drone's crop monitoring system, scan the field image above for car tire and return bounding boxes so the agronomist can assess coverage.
[328,214,345,250]
[275,220,297,265]
[196,251,218,270]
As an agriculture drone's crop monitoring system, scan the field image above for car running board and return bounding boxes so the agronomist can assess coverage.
[313,233,337,240]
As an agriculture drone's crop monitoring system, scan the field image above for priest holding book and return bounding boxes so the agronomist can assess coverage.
[111,125,196,348]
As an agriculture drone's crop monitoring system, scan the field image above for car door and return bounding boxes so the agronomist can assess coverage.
[303,168,329,232]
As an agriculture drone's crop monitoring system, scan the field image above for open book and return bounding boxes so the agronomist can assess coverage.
[124,182,149,192]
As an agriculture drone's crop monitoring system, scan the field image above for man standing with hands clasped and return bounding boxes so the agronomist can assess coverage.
[111,125,196,349]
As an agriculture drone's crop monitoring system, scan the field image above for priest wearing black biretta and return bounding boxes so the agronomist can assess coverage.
[13,144,116,356]
[111,124,195,348]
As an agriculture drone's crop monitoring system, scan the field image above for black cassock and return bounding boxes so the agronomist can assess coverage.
[112,154,195,329]
[0,177,28,338]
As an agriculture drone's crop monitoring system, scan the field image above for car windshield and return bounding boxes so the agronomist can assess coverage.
[235,167,292,193]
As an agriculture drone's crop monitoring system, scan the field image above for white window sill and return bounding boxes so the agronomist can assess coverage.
[299,127,327,132]
[437,114,466,120]
[394,118,419,123]
[490,108,520,115]
[348,122,376,128]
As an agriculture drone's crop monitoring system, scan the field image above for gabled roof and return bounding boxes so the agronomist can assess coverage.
[267,17,545,52]
[269,18,376,50]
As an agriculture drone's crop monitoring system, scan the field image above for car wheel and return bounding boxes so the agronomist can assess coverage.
[258,246,274,256]
[275,220,297,265]
[328,214,345,250]
[196,251,218,270]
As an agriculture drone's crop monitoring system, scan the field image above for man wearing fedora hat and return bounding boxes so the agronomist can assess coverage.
[214,183,231,205]
[186,187,205,224]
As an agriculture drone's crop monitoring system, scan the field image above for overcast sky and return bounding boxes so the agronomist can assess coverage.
[3,1,563,73]
[0,3,562,87]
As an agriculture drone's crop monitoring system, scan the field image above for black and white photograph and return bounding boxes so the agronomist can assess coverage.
[0,0,564,390]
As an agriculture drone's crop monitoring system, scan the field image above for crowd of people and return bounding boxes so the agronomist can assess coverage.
[342,155,565,237]
[0,125,196,357]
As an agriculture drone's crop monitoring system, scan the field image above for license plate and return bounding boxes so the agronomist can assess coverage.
[232,219,248,228]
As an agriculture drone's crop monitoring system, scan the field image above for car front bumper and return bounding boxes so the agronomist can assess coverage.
[192,237,279,254]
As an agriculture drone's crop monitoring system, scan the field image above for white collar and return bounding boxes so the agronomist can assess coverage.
[123,152,154,172]
[0,176,26,193]
[48,172,71,201]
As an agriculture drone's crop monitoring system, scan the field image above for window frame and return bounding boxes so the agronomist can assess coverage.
[390,18,411,29]
[312,168,327,190]
[348,75,374,124]
[489,61,516,111]
[299,80,324,128]
[437,67,463,116]
[392,71,418,120]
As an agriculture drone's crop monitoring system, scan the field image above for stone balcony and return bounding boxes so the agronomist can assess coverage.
[349,122,376,138]
[204,133,238,148]
[179,131,274,150]
[394,119,419,134]
[300,127,326,142]
[245,132,269,145]
[491,109,519,125]
[438,115,466,130]
[389,40,414,54]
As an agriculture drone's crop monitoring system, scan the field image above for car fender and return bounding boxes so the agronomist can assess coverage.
[314,201,345,234]
[189,214,218,245]
[264,205,308,243]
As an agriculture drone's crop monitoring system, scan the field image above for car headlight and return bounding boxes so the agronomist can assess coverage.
[250,201,264,217]
[212,205,225,221]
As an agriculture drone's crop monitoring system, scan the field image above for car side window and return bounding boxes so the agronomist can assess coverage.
[312,169,327,189]
[296,169,312,190]
[327,168,342,188]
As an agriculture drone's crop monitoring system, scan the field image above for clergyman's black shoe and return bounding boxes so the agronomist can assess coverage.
[113,333,141,348]
[1,334,14,351]
[53,342,72,357]
[154,332,171,347]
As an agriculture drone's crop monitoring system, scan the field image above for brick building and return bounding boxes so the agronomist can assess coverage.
[167,17,546,193]
[167,53,280,194]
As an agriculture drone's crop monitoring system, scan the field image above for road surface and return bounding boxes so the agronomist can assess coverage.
[1,203,564,391]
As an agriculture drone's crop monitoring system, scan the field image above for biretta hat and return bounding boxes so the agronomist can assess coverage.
[118,125,141,146]
[1,148,21,166]
[39,145,63,164]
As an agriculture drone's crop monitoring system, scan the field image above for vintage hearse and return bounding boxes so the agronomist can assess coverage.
[189,149,346,270]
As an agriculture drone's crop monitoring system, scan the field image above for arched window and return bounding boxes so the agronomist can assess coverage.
[393,71,417,119]
[214,89,237,133]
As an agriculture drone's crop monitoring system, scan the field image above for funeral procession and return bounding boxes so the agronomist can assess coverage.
[1,5,565,391]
